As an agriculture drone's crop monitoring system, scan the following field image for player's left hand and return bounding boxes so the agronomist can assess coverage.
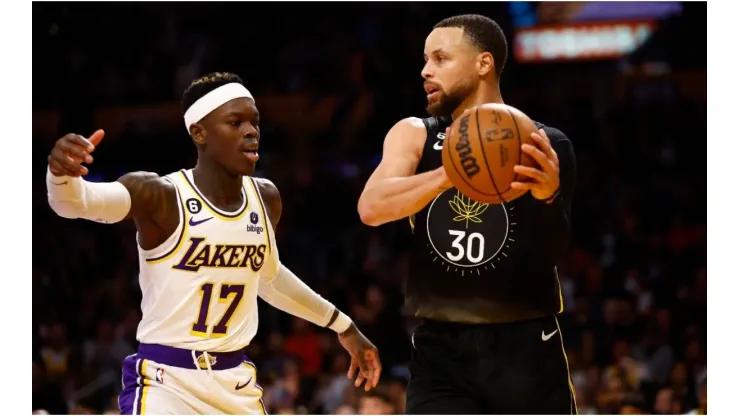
[338,323,382,391]
[511,128,560,202]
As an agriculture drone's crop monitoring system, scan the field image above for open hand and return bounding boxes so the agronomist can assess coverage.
[338,323,382,391]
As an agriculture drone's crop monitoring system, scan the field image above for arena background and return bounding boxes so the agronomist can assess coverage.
[32,2,707,414]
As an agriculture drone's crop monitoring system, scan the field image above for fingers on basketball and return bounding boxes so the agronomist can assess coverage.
[510,181,534,190]
[531,131,559,167]
[532,143,558,175]
[513,165,546,183]
[536,128,550,144]
[522,143,551,173]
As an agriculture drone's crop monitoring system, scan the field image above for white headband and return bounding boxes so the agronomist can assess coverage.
[183,83,255,130]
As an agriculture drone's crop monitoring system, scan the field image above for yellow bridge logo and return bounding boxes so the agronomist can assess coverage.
[448,191,489,228]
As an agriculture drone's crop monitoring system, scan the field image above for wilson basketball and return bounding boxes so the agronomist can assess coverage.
[441,103,538,204]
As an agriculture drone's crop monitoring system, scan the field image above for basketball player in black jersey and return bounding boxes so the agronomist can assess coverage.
[358,15,577,414]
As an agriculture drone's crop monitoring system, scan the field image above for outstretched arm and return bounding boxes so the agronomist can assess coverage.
[254,178,381,390]
[253,178,348,331]
[46,130,177,227]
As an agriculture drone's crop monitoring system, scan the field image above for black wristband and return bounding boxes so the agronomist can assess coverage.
[326,308,339,328]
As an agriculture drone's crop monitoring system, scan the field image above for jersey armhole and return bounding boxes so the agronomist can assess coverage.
[139,176,188,262]
[248,178,276,255]
[421,116,436,133]
[411,118,438,231]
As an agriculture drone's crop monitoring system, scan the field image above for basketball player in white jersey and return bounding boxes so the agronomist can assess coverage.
[46,72,381,415]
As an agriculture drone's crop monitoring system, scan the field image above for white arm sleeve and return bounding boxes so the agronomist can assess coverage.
[258,240,351,333]
[46,167,132,223]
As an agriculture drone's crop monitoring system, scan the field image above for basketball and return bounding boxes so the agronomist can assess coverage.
[441,103,539,204]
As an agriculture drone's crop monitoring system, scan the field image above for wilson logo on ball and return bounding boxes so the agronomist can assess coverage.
[454,114,481,179]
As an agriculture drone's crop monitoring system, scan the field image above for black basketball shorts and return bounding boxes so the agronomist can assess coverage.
[406,316,576,414]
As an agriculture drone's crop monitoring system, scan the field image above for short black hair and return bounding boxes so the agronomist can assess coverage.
[181,72,244,115]
[434,14,508,78]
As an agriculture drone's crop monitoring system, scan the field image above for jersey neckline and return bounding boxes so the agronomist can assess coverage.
[181,169,248,219]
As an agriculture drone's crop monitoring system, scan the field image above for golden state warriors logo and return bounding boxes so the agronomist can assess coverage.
[426,189,516,275]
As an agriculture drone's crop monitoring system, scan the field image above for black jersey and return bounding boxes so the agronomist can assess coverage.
[405,116,577,324]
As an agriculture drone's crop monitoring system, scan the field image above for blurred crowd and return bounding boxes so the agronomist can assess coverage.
[32,3,706,415]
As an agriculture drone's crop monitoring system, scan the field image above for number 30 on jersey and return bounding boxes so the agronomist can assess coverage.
[446,230,485,263]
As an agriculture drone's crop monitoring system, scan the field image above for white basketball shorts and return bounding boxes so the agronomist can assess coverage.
[118,343,266,415]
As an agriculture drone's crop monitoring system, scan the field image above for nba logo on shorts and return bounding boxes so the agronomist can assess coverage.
[156,368,165,384]
[250,212,259,224]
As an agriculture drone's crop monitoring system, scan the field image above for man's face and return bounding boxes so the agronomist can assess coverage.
[654,388,673,414]
[195,97,261,176]
[422,27,478,117]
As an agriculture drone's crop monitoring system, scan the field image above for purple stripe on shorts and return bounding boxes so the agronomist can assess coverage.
[138,343,247,370]
[243,360,265,390]
[243,359,268,414]
[135,359,144,414]
[119,354,142,414]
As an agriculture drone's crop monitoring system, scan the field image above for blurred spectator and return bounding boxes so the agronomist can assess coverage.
[386,377,408,414]
[358,388,395,415]
[335,404,356,414]
[653,387,681,415]
[284,318,323,379]
[314,353,352,413]
[263,360,302,411]
[33,360,68,415]
[261,332,293,380]
[39,323,71,383]
[82,320,135,376]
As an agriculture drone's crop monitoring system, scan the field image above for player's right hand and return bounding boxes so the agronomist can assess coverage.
[48,130,105,177]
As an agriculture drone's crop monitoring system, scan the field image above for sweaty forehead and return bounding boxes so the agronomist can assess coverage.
[424,27,468,55]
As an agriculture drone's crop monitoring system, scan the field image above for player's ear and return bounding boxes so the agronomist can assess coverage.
[476,52,495,77]
[189,124,206,145]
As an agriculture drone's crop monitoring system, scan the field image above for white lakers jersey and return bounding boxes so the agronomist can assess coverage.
[135,169,275,352]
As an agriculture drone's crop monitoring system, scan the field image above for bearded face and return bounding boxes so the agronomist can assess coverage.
[425,76,476,117]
